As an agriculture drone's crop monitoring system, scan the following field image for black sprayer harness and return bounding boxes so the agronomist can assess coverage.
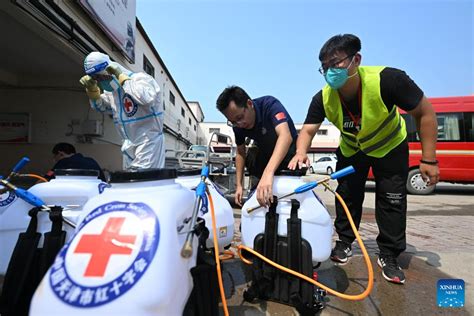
[0,206,66,316]
[243,198,324,314]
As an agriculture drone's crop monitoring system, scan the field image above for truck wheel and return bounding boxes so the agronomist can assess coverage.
[406,168,435,195]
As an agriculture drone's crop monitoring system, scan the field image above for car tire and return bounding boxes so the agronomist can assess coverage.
[406,168,435,195]
[327,167,333,175]
[310,166,314,174]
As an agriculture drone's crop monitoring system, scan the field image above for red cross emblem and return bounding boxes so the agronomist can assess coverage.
[74,217,137,277]
[124,97,134,113]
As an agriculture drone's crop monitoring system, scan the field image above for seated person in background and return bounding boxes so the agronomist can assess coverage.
[45,142,106,181]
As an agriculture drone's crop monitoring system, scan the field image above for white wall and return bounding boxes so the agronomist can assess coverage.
[0,89,122,175]
[0,1,199,175]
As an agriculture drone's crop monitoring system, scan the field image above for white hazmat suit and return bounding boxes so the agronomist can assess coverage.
[80,52,165,169]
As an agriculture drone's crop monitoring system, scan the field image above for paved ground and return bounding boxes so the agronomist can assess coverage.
[221,176,474,315]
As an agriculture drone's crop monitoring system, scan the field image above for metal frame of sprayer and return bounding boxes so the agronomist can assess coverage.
[181,165,210,258]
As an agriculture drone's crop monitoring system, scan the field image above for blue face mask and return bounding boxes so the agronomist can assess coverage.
[324,57,356,90]
[98,77,120,92]
[325,68,349,90]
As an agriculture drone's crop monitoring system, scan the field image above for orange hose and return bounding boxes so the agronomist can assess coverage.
[219,250,234,261]
[238,185,374,301]
[207,190,229,316]
[24,174,48,183]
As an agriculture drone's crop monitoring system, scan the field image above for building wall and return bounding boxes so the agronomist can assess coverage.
[0,1,198,175]
[133,31,198,151]
[199,122,236,146]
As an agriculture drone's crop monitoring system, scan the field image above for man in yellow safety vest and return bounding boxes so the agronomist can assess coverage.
[289,34,439,284]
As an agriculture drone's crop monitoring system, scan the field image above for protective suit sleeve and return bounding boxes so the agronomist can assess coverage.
[90,93,113,114]
[123,73,162,108]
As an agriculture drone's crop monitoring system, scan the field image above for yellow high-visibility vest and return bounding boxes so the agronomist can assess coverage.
[323,66,407,158]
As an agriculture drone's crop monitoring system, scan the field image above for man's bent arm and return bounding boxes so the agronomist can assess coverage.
[296,123,321,156]
[408,96,437,161]
[235,144,246,188]
[262,122,294,176]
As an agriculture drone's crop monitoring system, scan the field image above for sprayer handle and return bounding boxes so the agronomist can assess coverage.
[330,166,355,180]
[294,181,318,194]
[15,188,45,207]
[12,157,30,173]
[195,182,206,198]
[201,166,209,178]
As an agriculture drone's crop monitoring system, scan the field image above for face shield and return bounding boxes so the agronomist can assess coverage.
[84,52,119,92]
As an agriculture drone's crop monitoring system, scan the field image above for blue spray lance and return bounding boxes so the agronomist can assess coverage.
[1,157,46,207]
[246,166,355,214]
[0,157,75,227]
[181,165,210,258]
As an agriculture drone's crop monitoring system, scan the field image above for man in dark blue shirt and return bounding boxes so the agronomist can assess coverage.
[216,86,297,207]
[46,143,106,181]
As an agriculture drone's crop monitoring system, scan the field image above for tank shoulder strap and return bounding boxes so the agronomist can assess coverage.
[40,206,66,277]
[0,207,42,316]
[287,199,302,294]
[244,197,279,302]
[287,199,314,315]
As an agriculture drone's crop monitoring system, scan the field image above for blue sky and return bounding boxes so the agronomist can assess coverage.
[137,0,473,123]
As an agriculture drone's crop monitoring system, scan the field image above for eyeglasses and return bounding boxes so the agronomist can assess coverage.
[226,107,248,127]
[318,54,355,75]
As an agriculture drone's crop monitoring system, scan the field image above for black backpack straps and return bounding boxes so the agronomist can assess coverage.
[182,218,220,316]
[40,206,66,277]
[244,197,279,302]
[262,197,278,289]
[287,199,312,315]
[0,207,42,316]
[287,199,301,295]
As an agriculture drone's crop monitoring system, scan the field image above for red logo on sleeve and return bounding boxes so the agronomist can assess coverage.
[275,112,286,121]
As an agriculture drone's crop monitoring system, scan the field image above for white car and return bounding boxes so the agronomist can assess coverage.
[310,156,337,175]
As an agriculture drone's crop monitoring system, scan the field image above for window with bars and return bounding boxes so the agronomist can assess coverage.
[170,91,176,105]
[143,55,155,77]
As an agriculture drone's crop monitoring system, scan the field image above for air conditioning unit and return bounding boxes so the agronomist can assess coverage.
[81,120,103,136]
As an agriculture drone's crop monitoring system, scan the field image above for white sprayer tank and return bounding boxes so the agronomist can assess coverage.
[30,169,199,316]
[0,169,106,275]
[175,168,234,251]
[241,170,333,263]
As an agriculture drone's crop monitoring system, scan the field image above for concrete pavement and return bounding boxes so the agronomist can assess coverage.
[222,176,474,315]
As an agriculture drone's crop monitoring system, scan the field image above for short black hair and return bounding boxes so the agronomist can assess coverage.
[319,34,361,62]
[216,86,251,112]
[52,143,76,155]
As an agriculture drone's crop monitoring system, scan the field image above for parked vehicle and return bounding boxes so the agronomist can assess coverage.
[369,95,474,194]
[310,156,337,175]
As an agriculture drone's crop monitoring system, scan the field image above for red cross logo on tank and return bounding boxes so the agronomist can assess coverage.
[123,93,138,117]
[48,201,159,308]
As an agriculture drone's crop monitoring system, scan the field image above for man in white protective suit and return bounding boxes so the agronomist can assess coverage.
[79,52,165,169]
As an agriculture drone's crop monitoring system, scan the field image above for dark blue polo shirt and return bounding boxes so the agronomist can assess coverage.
[233,96,297,169]
[51,153,106,181]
